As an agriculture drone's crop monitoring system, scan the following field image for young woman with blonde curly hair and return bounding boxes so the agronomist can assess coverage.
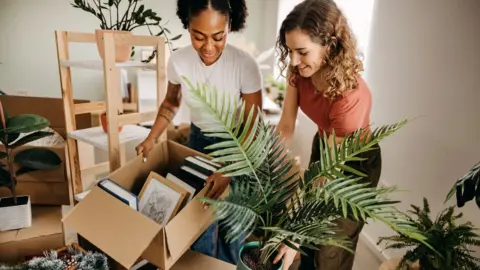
[273,0,382,269]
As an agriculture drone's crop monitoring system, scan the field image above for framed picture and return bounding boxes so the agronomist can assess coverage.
[138,171,188,227]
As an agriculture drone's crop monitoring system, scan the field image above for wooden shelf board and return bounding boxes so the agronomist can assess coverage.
[60,60,156,70]
[68,125,150,151]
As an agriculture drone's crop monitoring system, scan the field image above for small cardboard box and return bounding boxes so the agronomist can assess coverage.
[62,141,214,270]
[0,206,65,263]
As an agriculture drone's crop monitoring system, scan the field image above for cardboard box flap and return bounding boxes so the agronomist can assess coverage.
[165,187,214,261]
[62,186,161,269]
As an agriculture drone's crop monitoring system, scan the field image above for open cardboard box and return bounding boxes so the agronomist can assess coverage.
[62,140,215,270]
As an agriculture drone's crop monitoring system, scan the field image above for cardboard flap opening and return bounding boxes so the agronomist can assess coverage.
[62,186,161,269]
[164,187,213,261]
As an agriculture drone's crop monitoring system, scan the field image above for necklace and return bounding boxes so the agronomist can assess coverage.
[198,53,222,89]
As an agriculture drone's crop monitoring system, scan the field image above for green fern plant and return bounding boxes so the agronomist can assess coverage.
[183,77,432,265]
[378,198,480,270]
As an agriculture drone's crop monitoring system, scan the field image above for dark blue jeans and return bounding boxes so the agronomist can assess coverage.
[188,124,243,265]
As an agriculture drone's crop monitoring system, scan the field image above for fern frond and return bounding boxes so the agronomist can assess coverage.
[184,77,273,199]
[302,120,408,190]
[199,177,267,243]
[316,176,428,244]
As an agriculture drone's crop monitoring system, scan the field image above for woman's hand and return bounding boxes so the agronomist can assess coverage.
[135,137,156,161]
[273,244,299,270]
[205,173,231,200]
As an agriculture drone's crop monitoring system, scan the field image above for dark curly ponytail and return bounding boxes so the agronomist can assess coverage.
[176,0,248,32]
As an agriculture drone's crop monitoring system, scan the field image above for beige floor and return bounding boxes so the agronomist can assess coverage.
[290,240,382,270]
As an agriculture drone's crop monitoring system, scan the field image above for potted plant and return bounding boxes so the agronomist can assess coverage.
[265,76,286,108]
[378,198,480,270]
[0,101,62,231]
[184,78,432,270]
[71,0,182,62]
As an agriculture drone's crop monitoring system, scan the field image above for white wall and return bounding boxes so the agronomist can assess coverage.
[0,0,269,101]
[363,0,480,259]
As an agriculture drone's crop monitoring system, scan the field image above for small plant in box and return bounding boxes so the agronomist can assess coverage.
[0,101,62,231]
[185,79,433,270]
[71,0,182,62]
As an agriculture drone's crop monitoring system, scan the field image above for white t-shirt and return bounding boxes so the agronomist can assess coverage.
[167,44,262,127]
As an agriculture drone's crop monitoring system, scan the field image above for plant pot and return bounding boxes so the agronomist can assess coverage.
[378,257,420,270]
[95,29,132,62]
[100,113,123,133]
[237,241,283,270]
[0,195,32,231]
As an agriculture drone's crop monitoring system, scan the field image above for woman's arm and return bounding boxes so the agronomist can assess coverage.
[147,82,182,141]
[242,90,263,135]
[136,82,182,159]
[276,72,299,147]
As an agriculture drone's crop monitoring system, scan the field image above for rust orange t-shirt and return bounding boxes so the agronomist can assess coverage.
[296,76,372,137]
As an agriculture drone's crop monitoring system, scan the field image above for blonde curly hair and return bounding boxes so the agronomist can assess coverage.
[276,0,363,100]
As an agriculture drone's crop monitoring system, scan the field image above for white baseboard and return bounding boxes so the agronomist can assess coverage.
[359,231,389,262]
[358,179,395,262]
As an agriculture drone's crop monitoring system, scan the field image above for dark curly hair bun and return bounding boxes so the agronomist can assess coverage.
[176,0,248,32]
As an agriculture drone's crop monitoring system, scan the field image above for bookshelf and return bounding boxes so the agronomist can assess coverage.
[54,30,167,203]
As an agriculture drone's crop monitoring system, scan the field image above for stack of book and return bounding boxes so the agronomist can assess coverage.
[91,155,221,214]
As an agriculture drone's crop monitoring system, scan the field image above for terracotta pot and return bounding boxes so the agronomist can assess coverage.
[95,29,132,62]
[379,258,420,270]
[100,113,123,133]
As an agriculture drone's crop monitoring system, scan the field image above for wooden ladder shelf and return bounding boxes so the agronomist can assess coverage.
[54,30,167,203]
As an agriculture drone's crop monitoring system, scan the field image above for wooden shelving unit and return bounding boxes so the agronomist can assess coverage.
[54,30,167,203]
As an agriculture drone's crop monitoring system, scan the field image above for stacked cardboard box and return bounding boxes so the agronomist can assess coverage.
[63,140,235,269]
[0,95,91,263]
[0,207,64,262]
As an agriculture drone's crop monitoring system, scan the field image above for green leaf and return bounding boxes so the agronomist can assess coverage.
[14,148,62,170]
[0,167,11,187]
[9,131,53,149]
[7,133,20,144]
[170,34,182,41]
[16,167,39,176]
[5,114,50,134]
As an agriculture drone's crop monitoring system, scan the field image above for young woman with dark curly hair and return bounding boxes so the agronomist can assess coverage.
[273,0,382,269]
[135,0,262,265]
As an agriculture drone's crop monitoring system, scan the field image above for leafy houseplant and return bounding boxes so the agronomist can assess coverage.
[71,0,182,62]
[378,198,480,270]
[0,101,62,231]
[446,161,480,209]
[265,76,286,108]
[184,78,431,270]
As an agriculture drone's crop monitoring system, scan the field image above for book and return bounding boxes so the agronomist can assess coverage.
[97,178,139,211]
[185,156,217,176]
[194,155,222,169]
[166,173,196,202]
